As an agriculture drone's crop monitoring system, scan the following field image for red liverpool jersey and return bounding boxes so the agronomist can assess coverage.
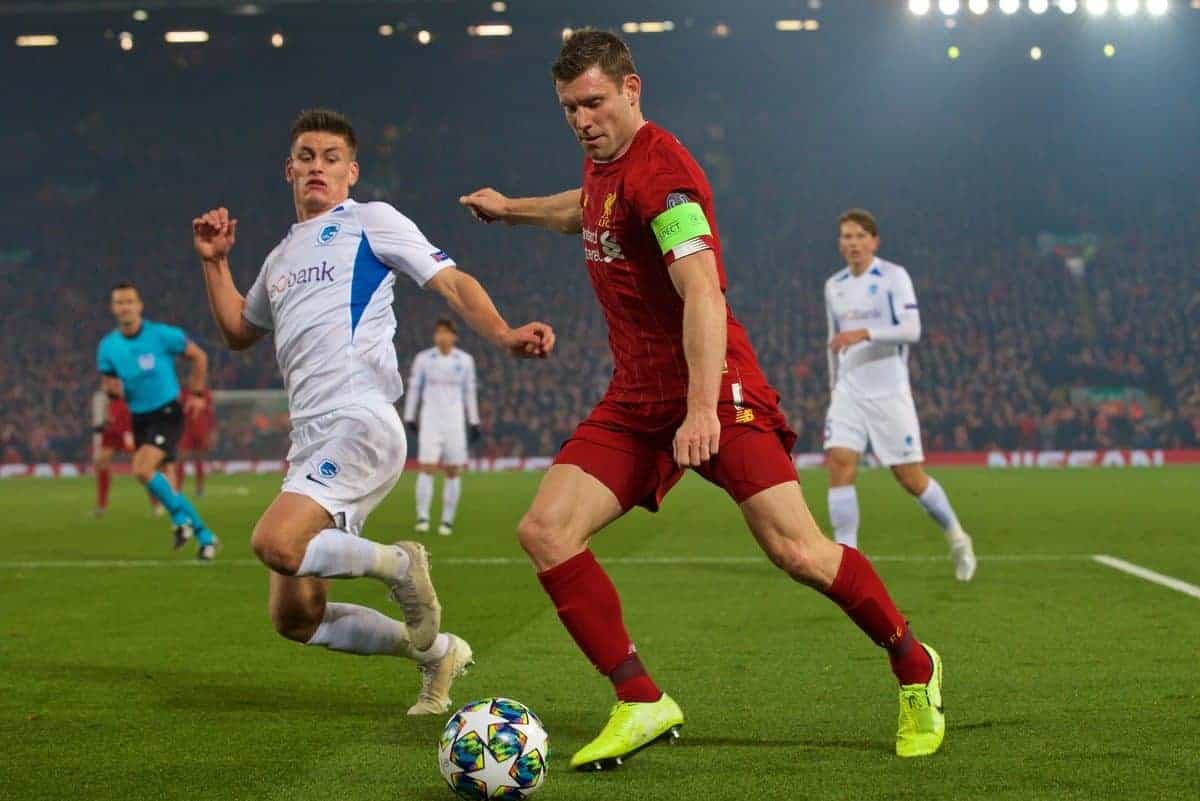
[182,388,216,436]
[580,122,776,409]
[104,396,132,437]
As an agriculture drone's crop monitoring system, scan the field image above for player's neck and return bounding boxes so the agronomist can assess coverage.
[294,197,346,224]
[119,319,142,337]
[437,345,453,355]
[848,259,874,277]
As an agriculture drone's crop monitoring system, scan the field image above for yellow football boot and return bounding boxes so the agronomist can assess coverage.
[896,644,945,757]
[570,693,684,771]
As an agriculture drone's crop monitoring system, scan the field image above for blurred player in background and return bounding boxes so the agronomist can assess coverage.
[193,109,554,714]
[175,386,216,497]
[824,210,977,581]
[461,31,945,769]
[91,383,134,517]
[97,282,219,559]
[404,318,481,536]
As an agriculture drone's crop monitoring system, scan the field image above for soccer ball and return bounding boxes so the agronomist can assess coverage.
[438,697,549,800]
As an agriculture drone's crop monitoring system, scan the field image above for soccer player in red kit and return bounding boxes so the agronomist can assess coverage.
[176,387,216,496]
[461,31,946,768]
[92,385,134,516]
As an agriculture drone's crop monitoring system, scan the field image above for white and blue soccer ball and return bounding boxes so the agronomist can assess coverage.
[438,697,549,800]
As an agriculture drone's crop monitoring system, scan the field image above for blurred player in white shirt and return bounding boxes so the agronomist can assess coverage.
[404,319,479,536]
[193,109,554,714]
[824,209,976,581]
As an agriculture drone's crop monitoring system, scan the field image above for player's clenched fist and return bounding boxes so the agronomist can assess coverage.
[673,408,721,467]
[192,207,239,261]
[503,322,557,359]
[459,188,510,224]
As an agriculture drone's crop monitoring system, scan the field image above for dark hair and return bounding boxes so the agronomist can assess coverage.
[552,29,637,86]
[111,281,138,296]
[434,318,457,335]
[290,108,357,152]
[839,208,879,238]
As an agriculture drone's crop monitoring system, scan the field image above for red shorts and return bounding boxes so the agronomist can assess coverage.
[555,396,798,512]
[178,427,211,452]
[99,428,132,453]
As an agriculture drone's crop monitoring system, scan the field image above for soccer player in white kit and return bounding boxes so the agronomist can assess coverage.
[192,109,555,714]
[824,210,977,581]
[404,319,479,536]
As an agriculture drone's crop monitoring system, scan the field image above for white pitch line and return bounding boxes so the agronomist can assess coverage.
[0,554,1091,569]
[1092,554,1200,600]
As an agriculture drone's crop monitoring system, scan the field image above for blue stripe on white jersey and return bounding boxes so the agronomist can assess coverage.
[243,198,455,421]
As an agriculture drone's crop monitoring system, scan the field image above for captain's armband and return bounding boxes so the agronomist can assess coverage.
[649,202,711,256]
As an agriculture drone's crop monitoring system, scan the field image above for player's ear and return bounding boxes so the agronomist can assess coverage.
[622,74,641,107]
[348,160,360,187]
[284,156,295,184]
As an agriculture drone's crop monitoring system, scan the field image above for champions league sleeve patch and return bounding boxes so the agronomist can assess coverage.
[665,192,691,209]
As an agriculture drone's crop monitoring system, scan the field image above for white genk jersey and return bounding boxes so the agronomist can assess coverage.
[243,199,454,421]
[825,257,921,398]
[403,347,480,430]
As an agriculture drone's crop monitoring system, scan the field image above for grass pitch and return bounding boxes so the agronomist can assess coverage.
[1,467,1197,801]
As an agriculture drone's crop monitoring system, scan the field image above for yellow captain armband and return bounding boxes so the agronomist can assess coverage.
[650,202,711,255]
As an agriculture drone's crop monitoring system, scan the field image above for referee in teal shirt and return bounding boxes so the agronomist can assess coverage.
[97,282,219,559]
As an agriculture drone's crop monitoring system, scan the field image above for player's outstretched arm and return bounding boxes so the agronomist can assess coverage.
[425,267,556,359]
[459,187,583,234]
[668,251,726,467]
[192,207,266,351]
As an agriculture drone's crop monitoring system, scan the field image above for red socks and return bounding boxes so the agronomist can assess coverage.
[193,459,205,494]
[823,546,933,685]
[537,550,662,703]
[96,467,110,509]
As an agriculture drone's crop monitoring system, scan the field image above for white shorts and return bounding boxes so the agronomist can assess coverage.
[281,403,407,536]
[824,388,924,467]
[417,423,468,467]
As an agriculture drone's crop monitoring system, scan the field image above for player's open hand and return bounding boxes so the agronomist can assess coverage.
[183,392,207,417]
[503,322,556,359]
[674,408,721,467]
[829,329,870,354]
[459,188,510,224]
[192,207,238,262]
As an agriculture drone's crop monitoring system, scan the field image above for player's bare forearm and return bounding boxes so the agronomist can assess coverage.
[199,257,261,350]
[101,375,123,399]
[682,288,726,412]
[426,268,512,347]
[517,189,583,234]
[461,188,582,234]
[427,268,555,358]
[670,252,726,413]
[183,342,208,391]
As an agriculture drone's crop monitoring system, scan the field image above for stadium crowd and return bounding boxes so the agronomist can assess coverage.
[2,35,1197,463]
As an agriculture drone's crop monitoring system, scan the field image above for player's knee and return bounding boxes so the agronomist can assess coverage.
[764,537,825,587]
[251,525,305,575]
[445,466,461,479]
[516,512,571,567]
[131,463,155,484]
[269,602,322,643]
[892,468,925,496]
[828,457,857,486]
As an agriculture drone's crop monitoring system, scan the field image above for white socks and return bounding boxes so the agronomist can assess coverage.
[415,472,434,521]
[917,479,965,543]
[828,486,860,548]
[306,602,450,663]
[296,529,410,583]
[442,477,461,525]
[307,602,410,655]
